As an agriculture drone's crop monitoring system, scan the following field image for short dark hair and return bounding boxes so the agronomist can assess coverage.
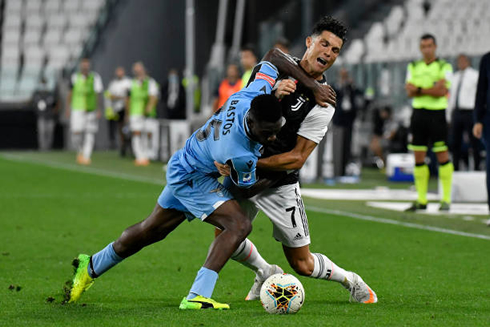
[311,16,348,44]
[241,44,258,59]
[274,37,290,49]
[420,33,436,45]
[249,94,282,123]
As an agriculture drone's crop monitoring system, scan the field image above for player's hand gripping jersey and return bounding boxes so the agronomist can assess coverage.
[174,61,279,188]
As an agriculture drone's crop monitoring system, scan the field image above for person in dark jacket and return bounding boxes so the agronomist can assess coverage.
[472,52,490,224]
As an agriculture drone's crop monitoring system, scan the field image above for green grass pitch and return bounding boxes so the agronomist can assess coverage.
[1,151,489,326]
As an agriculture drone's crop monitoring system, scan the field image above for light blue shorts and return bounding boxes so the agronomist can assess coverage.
[157,153,233,221]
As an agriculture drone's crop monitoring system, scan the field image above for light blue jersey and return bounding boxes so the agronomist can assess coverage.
[158,61,279,220]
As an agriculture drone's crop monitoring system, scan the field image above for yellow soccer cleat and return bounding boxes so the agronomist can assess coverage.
[179,296,230,310]
[66,254,94,303]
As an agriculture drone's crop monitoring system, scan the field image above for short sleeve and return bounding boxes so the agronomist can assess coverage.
[70,74,76,89]
[93,73,103,93]
[405,63,412,83]
[227,155,257,188]
[443,63,453,88]
[244,61,279,95]
[297,104,335,144]
[148,79,159,97]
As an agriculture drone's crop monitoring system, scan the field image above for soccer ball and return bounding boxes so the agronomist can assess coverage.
[260,273,305,314]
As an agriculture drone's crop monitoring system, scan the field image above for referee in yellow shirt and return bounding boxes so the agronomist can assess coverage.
[405,34,454,211]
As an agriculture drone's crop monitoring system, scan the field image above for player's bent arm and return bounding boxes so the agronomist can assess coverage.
[257,136,317,171]
[97,93,104,117]
[124,96,130,122]
[262,48,332,106]
[146,95,158,114]
[420,79,448,97]
[227,176,281,199]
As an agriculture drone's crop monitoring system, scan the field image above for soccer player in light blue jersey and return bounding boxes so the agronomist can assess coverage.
[65,61,288,309]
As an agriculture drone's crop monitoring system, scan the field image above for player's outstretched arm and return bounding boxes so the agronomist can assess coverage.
[257,136,317,171]
[227,176,283,199]
[262,48,336,107]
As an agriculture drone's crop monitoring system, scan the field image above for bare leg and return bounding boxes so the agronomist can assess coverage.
[113,203,186,258]
[201,200,252,272]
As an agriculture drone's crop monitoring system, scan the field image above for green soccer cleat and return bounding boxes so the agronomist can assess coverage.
[179,296,230,310]
[439,202,450,211]
[404,202,427,212]
[66,254,94,303]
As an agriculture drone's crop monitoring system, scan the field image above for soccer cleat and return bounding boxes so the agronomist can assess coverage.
[134,159,150,166]
[348,272,377,304]
[245,264,283,301]
[404,202,427,212]
[66,254,94,303]
[439,202,450,211]
[179,296,230,310]
[80,157,91,165]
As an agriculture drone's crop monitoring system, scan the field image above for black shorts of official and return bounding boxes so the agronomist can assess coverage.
[408,108,448,152]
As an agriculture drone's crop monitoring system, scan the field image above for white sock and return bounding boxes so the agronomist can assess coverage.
[132,134,143,160]
[82,133,95,159]
[310,253,353,288]
[148,133,158,160]
[143,133,151,159]
[72,133,83,154]
[231,238,271,273]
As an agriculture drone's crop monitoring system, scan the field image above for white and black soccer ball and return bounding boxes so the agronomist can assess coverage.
[260,273,305,314]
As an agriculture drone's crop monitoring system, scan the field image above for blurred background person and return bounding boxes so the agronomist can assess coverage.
[273,37,290,54]
[126,61,158,166]
[332,67,363,176]
[404,34,453,211]
[33,77,59,151]
[448,54,480,171]
[472,51,490,225]
[161,69,186,120]
[106,66,131,156]
[65,58,103,165]
[370,105,392,168]
[240,45,258,88]
[145,80,160,161]
[182,69,201,114]
[213,64,241,112]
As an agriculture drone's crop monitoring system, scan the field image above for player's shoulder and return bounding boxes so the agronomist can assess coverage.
[408,59,422,68]
[435,58,452,70]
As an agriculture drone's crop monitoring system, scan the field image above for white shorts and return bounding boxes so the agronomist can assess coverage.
[70,110,98,133]
[144,118,159,134]
[130,115,145,132]
[239,182,311,248]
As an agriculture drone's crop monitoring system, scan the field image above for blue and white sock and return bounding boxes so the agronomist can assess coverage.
[87,242,123,278]
[187,267,219,300]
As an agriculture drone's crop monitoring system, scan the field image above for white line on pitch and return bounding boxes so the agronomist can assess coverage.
[0,153,164,185]
[4,153,489,241]
[307,206,490,241]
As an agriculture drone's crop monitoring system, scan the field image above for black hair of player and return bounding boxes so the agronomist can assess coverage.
[311,16,348,44]
[241,44,258,59]
[420,33,437,45]
[249,94,282,123]
[274,37,290,49]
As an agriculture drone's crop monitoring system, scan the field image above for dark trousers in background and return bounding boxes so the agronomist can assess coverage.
[452,110,482,170]
[483,115,490,210]
[332,124,353,176]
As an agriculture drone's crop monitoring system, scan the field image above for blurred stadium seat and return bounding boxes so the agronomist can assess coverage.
[0,0,106,101]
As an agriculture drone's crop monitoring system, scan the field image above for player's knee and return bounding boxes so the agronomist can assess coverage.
[235,217,252,240]
[289,258,313,276]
